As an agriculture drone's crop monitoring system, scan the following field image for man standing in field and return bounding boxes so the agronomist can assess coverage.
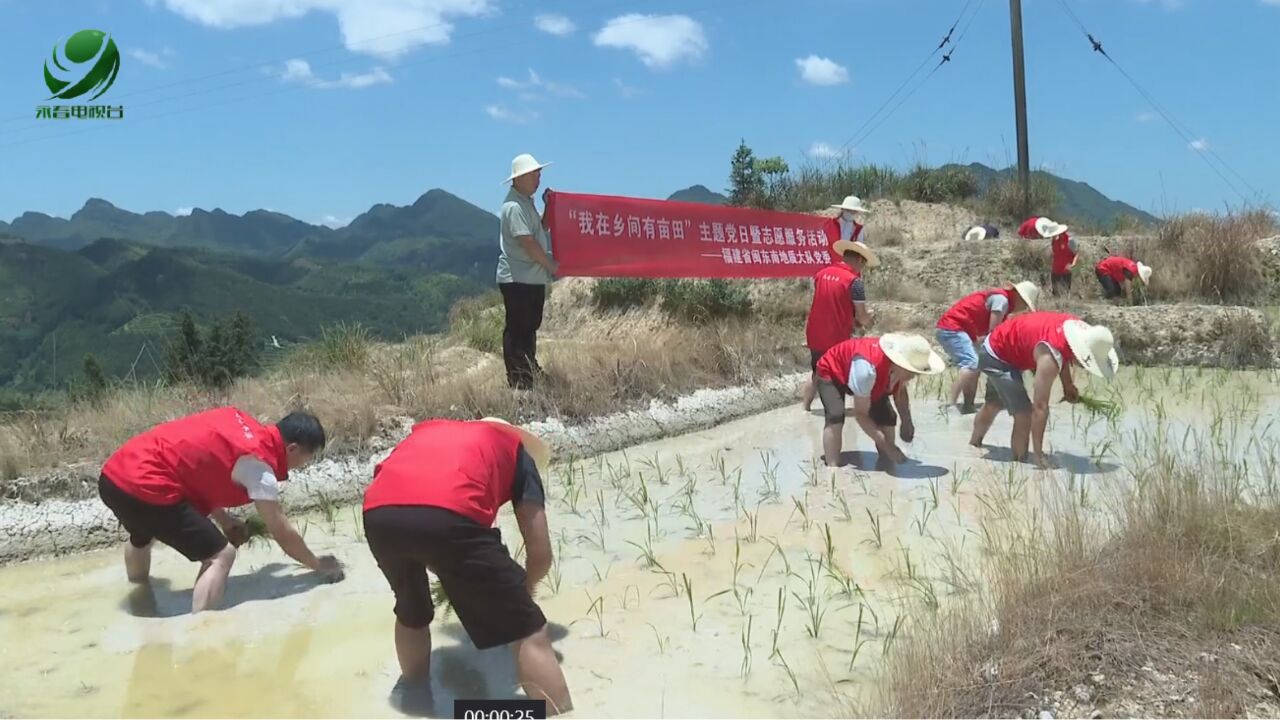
[1095,254,1152,302]
[1018,216,1076,296]
[801,239,879,412]
[97,407,344,614]
[363,417,571,715]
[935,281,1040,414]
[497,153,558,390]
[969,312,1119,468]
[813,333,945,468]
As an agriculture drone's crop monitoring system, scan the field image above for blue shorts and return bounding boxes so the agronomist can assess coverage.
[935,329,979,370]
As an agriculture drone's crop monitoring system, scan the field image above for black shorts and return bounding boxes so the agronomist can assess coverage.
[1096,270,1122,298]
[97,475,228,562]
[816,378,898,427]
[364,505,547,650]
[1051,272,1072,294]
[809,349,824,374]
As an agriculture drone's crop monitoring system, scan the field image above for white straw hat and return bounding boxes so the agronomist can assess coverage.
[504,153,551,184]
[1034,217,1069,238]
[1062,320,1119,380]
[1136,262,1153,284]
[965,225,988,242]
[879,333,946,375]
[480,417,551,475]
[831,239,879,268]
[830,195,872,214]
[1007,280,1040,311]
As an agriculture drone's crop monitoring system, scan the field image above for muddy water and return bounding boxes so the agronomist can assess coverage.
[1,369,1277,718]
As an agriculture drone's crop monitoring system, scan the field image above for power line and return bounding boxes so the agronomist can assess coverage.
[834,0,981,155]
[842,0,989,153]
[1047,0,1265,205]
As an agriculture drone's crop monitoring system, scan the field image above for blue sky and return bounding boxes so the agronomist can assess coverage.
[0,0,1275,227]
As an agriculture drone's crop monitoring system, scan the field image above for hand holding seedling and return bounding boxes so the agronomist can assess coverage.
[223,517,250,547]
[315,554,345,583]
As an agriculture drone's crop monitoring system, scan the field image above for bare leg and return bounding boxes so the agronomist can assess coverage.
[1010,412,1032,461]
[191,544,237,613]
[970,402,1002,447]
[801,375,817,411]
[960,370,980,410]
[822,424,844,467]
[512,625,572,715]
[395,620,431,679]
[125,541,153,583]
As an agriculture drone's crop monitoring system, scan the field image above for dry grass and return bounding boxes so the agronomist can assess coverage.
[878,420,1280,718]
[1121,210,1278,304]
[0,314,805,480]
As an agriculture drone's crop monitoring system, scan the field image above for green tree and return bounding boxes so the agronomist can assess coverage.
[71,353,109,407]
[164,311,202,384]
[727,140,764,208]
[755,156,790,209]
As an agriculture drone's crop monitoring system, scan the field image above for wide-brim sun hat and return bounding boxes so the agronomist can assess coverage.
[1006,280,1040,311]
[1137,262,1153,284]
[1034,217,1069,238]
[832,239,879,268]
[480,417,551,475]
[1062,320,1120,380]
[504,153,552,184]
[830,195,872,214]
[880,333,946,375]
[965,226,988,242]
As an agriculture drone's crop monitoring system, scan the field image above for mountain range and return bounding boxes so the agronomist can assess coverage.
[667,163,1159,228]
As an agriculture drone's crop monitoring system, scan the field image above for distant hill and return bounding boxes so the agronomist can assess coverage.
[0,238,483,390]
[668,185,728,205]
[1,189,499,281]
[949,163,1159,228]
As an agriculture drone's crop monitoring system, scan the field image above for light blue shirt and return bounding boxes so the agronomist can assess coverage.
[848,358,877,397]
[496,187,553,285]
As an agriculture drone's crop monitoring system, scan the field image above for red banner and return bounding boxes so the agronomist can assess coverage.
[546,191,838,278]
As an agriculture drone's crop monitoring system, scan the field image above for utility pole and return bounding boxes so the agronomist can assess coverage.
[1009,0,1032,219]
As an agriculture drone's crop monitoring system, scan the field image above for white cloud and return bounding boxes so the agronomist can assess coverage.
[154,0,495,60]
[485,104,537,124]
[496,68,584,99]
[175,207,193,216]
[593,14,707,69]
[534,13,575,36]
[128,47,173,69]
[1136,111,1158,123]
[806,142,847,159]
[612,77,642,99]
[319,214,352,228]
[1189,138,1209,151]
[274,58,392,89]
[795,55,849,86]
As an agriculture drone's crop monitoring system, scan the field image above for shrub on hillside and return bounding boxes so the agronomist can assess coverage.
[163,311,260,390]
[308,322,373,371]
[1124,210,1275,303]
[591,278,661,311]
[900,164,979,204]
[659,279,754,323]
[980,174,1060,222]
[448,292,504,354]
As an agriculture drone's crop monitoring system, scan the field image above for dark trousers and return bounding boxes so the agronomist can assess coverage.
[1051,271,1072,296]
[499,282,546,389]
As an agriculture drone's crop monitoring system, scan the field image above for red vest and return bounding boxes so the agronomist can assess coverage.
[1017,217,1042,239]
[101,407,289,515]
[1096,255,1138,283]
[823,216,864,254]
[936,288,1014,340]
[986,311,1078,372]
[364,419,520,527]
[1051,233,1076,274]
[805,263,862,352]
[815,338,899,401]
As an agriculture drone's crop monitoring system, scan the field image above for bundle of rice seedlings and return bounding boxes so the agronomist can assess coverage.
[241,514,271,547]
[1076,393,1120,420]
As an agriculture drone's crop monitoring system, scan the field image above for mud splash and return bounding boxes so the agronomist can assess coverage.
[1,369,1276,718]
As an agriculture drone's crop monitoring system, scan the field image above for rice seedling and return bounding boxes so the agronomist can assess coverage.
[242,513,270,547]
[739,497,761,542]
[543,559,563,594]
[791,495,812,530]
[864,508,883,549]
[594,488,609,529]
[625,472,652,518]
[882,614,906,656]
[702,521,717,556]
[647,622,669,654]
[638,453,669,485]
[590,561,610,583]
[619,585,640,610]
[770,587,787,659]
[316,491,338,531]
[741,614,754,677]
[682,573,705,632]
[758,450,781,502]
[847,638,869,673]
[775,651,801,696]
[584,592,608,637]
[653,565,681,599]
[791,561,828,639]
[625,519,660,569]
[732,533,749,588]
[928,476,941,509]
[835,490,854,523]
[349,507,364,541]
[913,499,934,537]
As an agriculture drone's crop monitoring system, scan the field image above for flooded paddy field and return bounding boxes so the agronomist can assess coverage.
[1,367,1277,718]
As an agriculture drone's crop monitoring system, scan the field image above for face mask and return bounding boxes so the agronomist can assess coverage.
[841,210,856,222]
